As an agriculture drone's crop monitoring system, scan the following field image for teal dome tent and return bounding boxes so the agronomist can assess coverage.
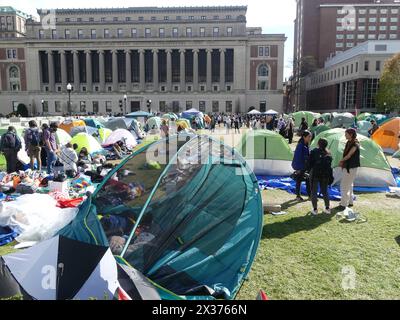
[57,134,263,300]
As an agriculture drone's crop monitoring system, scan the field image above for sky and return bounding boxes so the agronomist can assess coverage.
[10,0,296,79]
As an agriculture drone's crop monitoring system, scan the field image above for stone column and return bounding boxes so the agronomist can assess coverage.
[47,50,55,92]
[73,50,80,92]
[152,49,158,92]
[98,50,105,92]
[139,49,145,91]
[219,48,226,92]
[60,50,67,92]
[193,49,199,92]
[206,49,212,92]
[166,49,172,92]
[125,50,131,92]
[85,50,92,92]
[112,49,118,91]
[179,49,185,92]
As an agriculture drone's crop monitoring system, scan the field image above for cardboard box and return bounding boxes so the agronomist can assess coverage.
[48,180,69,194]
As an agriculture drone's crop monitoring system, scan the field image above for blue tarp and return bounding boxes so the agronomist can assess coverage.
[257,168,400,201]
[0,226,17,247]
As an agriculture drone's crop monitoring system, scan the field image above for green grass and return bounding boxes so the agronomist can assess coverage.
[236,190,400,300]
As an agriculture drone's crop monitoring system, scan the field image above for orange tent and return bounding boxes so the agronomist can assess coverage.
[59,119,86,134]
[204,114,211,124]
[371,117,400,153]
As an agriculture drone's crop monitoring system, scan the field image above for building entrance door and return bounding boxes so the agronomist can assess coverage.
[130,101,141,112]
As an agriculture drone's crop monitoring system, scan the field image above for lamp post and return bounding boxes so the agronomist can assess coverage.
[123,94,127,115]
[293,104,296,112]
[41,99,44,115]
[67,83,72,117]
[384,102,387,114]
[146,99,152,113]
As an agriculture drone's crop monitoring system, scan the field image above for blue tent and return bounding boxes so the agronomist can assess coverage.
[125,111,152,118]
[58,135,263,300]
[84,118,104,129]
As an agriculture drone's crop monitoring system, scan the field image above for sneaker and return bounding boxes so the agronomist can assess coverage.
[323,208,331,215]
[311,209,318,216]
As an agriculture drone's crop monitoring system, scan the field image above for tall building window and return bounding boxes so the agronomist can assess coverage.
[212,101,219,112]
[104,29,110,38]
[200,27,205,37]
[257,64,270,90]
[118,29,123,38]
[105,101,112,113]
[39,29,44,39]
[376,61,381,71]
[364,61,369,71]
[9,66,20,91]
[199,101,206,112]
[186,27,192,37]
[91,29,96,39]
[55,101,62,113]
[213,27,219,37]
[78,29,83,39]
[65,29,70,39]
[227,27,233,36]
[52,29,57,39]
[186,101,193,110]
[159,101,166,113]
[145,28,151,38]
[159,28,165,38]
[93,101,99,113]
[131,28,137,38]
[172,27,178,37]
[80,101,86,113]
[225,101,233,113]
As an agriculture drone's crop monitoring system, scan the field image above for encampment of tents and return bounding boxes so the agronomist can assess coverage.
[59,120,86,134]
[70,133,103,154]
[161,113,178,121]
[312,128,396,188]
[371,117,400,154]
[357,112,372,121]
[146,117,162,130]
[236,130,294,176]
[176,119,191,130]
[57,135,263,300]
[84,118,104,129]
[356,120,372,137]
[310,124,330,138]
[98,128,113,144]
[55,129,72,146]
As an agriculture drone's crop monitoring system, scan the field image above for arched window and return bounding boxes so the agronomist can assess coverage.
[257,64,270,90]
[9,66,21,92]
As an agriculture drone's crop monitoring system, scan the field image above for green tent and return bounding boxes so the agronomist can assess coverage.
[291,111,321,127]
[393,149,400,159]
[310,124,330,138]
[311,128,396,187]
[330,112,355,128]
[356,120,371,137]
[162,113,178,121]
[70,133,103,154]
[146,117,162,130]
[320,113,332,124]
[236,130,294,176]
[357,112,372,121]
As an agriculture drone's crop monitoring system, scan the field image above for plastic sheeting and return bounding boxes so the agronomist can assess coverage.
[0,194,79,243]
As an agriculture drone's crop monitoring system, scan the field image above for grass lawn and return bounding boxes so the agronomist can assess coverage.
[236,189,400,300]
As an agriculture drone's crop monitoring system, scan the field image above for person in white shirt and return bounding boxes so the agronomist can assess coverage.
[58,142,79,178]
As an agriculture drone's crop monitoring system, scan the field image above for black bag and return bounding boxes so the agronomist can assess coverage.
[26,129,40,147]
[1,133,16,150]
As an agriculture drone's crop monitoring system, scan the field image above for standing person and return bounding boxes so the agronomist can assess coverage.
[308,138,333,215]
[338,128,360,210]
[226,116,232,134]
[286,117,295,144]
[292,130,312,201]
[311,118,318,129]
[0,126,22,174]
[24,120,42,172]
[58,142,78,178]
[160,119,169,137]
[43,122,59,174]
[234,116,240,134]
[210,115,216,133]
[278,116,286,137]
[368,119,379,137]
[299,117,308,135]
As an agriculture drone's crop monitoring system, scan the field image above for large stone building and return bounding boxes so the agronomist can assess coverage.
[0,6,286,116]
[304,40,400,112]
[292,0,400,111]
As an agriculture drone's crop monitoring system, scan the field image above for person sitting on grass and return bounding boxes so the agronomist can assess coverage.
[77,147,92,170]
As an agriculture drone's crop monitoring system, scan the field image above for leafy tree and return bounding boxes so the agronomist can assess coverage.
[300,56,318,77]
[376,53,400,113]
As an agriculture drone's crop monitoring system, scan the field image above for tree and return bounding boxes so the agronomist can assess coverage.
[299,56,318,77]
[16,103,28,117]
[376,53,400,113]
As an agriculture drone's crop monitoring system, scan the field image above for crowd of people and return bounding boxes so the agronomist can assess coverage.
[292,128,361,215]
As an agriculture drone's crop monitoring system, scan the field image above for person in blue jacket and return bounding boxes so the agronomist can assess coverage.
[292,130,312,201]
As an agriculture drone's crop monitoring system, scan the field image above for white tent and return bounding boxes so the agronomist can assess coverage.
[248,109,261,115]
[264,109,279,115]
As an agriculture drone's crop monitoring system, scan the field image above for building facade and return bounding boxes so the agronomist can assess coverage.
[0,6,286,116]
[304,40,400,112]
[0,6,31,39]
[293,0,400,111]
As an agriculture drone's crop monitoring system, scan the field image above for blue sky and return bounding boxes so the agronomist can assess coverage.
[12,0,296,79]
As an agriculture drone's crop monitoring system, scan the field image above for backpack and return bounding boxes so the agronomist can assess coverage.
[27,129,40,147]
[1,132,19,151]
[313,151,334,184]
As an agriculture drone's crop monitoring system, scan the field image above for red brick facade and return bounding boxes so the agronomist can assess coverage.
[0,48,27,91]
[250,59,278,90]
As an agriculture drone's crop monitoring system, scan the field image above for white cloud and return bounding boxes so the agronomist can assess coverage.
[13,0,295,78]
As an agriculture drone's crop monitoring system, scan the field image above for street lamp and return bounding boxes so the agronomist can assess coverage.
[146,99,152,113]
[67,83,72,117]
[41,99,44,115]
[384,102,387,114]
[123,94,127,115]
